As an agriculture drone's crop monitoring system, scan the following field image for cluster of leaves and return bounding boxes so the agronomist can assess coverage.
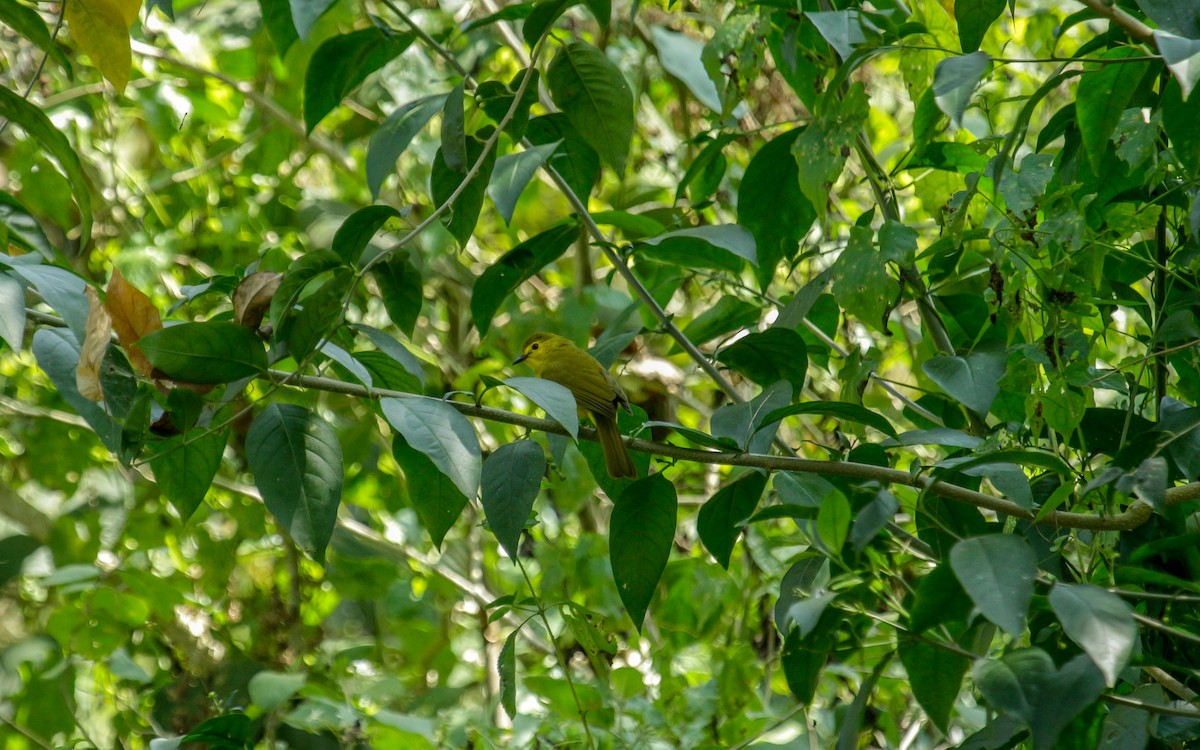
[3,0,1200,747]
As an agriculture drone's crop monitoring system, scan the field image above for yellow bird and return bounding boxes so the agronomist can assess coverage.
[513,332,636,478]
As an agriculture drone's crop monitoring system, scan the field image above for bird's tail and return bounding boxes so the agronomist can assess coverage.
[595,414,636,478]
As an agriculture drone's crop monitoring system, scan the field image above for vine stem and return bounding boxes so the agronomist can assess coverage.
[263,369,1196,531]
[515,558,597,750]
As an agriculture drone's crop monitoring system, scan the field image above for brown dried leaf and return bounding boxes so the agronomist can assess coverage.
[105,268,163,377]
[233,271,282,329]
[77,286,112,401]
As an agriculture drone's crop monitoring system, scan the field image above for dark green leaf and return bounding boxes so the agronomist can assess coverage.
[697,471,767,568]
[441,82,467,171]
[678,296,761,348]
[899,638,969,733]
[246,404,343,563]
[475,69,540,141]
[831,225,892,330]
[392,434,469,548]
[9,262,89,344]
[258,0,299,56]
[1157,30,1200,100]
[1076,48,1152,173]
[816,489,850,556]
[638,421,740,451]
[923,348,1006,417]
[639,225,757,269]
[0,191,55,259]
[0,273,25,350]
[0,535,43,587]
[1049,583,1136,687]
[792,83,870,214]
[0,0,72,72]
[526,114,600,201]
[372,254,423,338]
[470,222,577,335]
[546,40,634,172]
[950,534,1036,637]
[499,630,518,719]
[504,377,580,440]
[31,328,120,451]
[353,350,421,393]
[481,441,545,560]
[381,397,481,499]
[973,650,1105,750]
[909,564,972,632]
[138,322,267,384]
[429,135,497,247]
[849,489,898,552]
[488,141,559,224]
[149,429,229,521]
[287,268,351,361]
[269,249,345,326]
[955,0,1006,53]
[933,52,991,128]
[305,28,414,133]
[718,328,808,390]
[1163,77,1200,176]
[739,128,817,289]
[760,400,897,439]
[290,0,336,40]
[332,205,401,265]
[711,380,792,453]
[524,0,576,46]
[367,95,448,198]
[610,473,677,630]
[354,323,425,385]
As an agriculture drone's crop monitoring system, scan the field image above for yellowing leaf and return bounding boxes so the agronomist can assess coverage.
[77,286,112,401]
[65,0,141,91]
[104,268,162,377]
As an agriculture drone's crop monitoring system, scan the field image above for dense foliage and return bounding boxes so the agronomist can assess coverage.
[3,0,1200,747]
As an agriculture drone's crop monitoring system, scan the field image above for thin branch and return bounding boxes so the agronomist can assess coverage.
[1073,0,1156,46]
[264,369,1192,531]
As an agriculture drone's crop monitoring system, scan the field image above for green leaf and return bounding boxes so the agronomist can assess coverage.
[0,0,71,73]
[391,434,469,549]
[503,377,580,440]
[0,86,92,246]
[933,52,991,128]
[290,0,336,40]
[269,249,345,326]
[0,534,44,587]
[526,114,600,201]
[287,268,351,361]
[372,253,423,338]
[499,630,518,719]
[639,225,757,270]
[183,713,252,748]
[0,191,55,258]
[718,328,808,390]
[481,441,545,560]
[354,324,425,386]
[31,328,120,452]
[381,397,481,500]
[909,564,971,633]
[775,556,831,629]
[487,141,559,224]
[1049,583,1136,687]
[8,263,89,341]
[304,28,414,133]
[739,128,817,288]
[148,429,229,521]
[949,534,1036,637]
[651,26,723,113]
[367,95,448,198]
[429,136,497,247]
[1138,0,1200,37]
[470,222,577,335]
[1162,77,1200,176]
[1076,48,1152,173]
[332,205,401,265]
[246,404,343,564]
[849,489,898,552]
[832,225,892,330]
[610,473,677,630]
[973,650,1106,750]
[678,296,761,348]
[320,341,372,389]
[0,273,25,351]
[697,471,767,568]
[546,40,634,172]
[441,82,467,171]
[475,69,540,141]
[353,351,419,393]
[638,421,740,451]
[249,671,307,711]
[139,322,267,384]
[792,83,870,214]
[898,639,970,733]
[955,0,1005,53]
[923,348,1006,417]
[759,401,898,439]
[711,380,792,453]
[258,0,299,56]
[816,489,850,556]
[806,9,867,60]
[1157,30,1200,100]
[523,0,575,45]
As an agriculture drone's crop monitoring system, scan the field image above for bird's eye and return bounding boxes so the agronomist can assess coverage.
[531,343,539,350]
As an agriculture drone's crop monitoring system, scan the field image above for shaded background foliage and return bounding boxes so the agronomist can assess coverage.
[3,0,1200,748]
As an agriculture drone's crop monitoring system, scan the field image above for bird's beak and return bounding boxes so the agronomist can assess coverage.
[513,353,528,365]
